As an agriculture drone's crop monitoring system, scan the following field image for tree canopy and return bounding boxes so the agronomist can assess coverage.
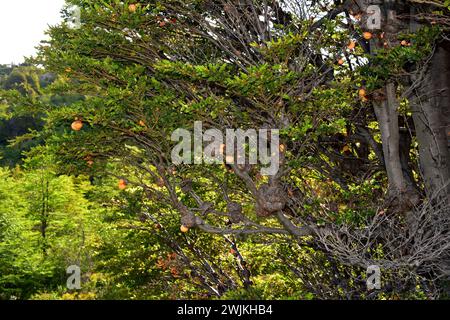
[0,0,449,300]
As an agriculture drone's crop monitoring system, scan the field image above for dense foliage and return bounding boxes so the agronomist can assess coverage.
[0,0,449,300]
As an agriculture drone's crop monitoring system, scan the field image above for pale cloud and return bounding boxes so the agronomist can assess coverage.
[0,0,66,64]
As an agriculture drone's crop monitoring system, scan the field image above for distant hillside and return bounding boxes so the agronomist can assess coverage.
[0,64,51,166]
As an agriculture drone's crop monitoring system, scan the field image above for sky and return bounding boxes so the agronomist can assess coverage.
[0,0,66,65]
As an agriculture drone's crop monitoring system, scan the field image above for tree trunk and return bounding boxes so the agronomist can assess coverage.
[373,83,420,210]
[410,40,450,204]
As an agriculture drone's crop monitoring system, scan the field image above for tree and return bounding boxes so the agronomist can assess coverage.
[0,161,93,299]
[3,0,447,298]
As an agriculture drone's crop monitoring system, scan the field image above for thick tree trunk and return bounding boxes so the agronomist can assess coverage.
[410,41,450,204]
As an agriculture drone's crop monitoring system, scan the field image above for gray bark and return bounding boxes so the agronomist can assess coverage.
[373,83,407,193]
[373,83,419,209]
[410,41,450,203]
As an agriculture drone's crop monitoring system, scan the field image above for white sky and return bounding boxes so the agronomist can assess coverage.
[0,0,66,65]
